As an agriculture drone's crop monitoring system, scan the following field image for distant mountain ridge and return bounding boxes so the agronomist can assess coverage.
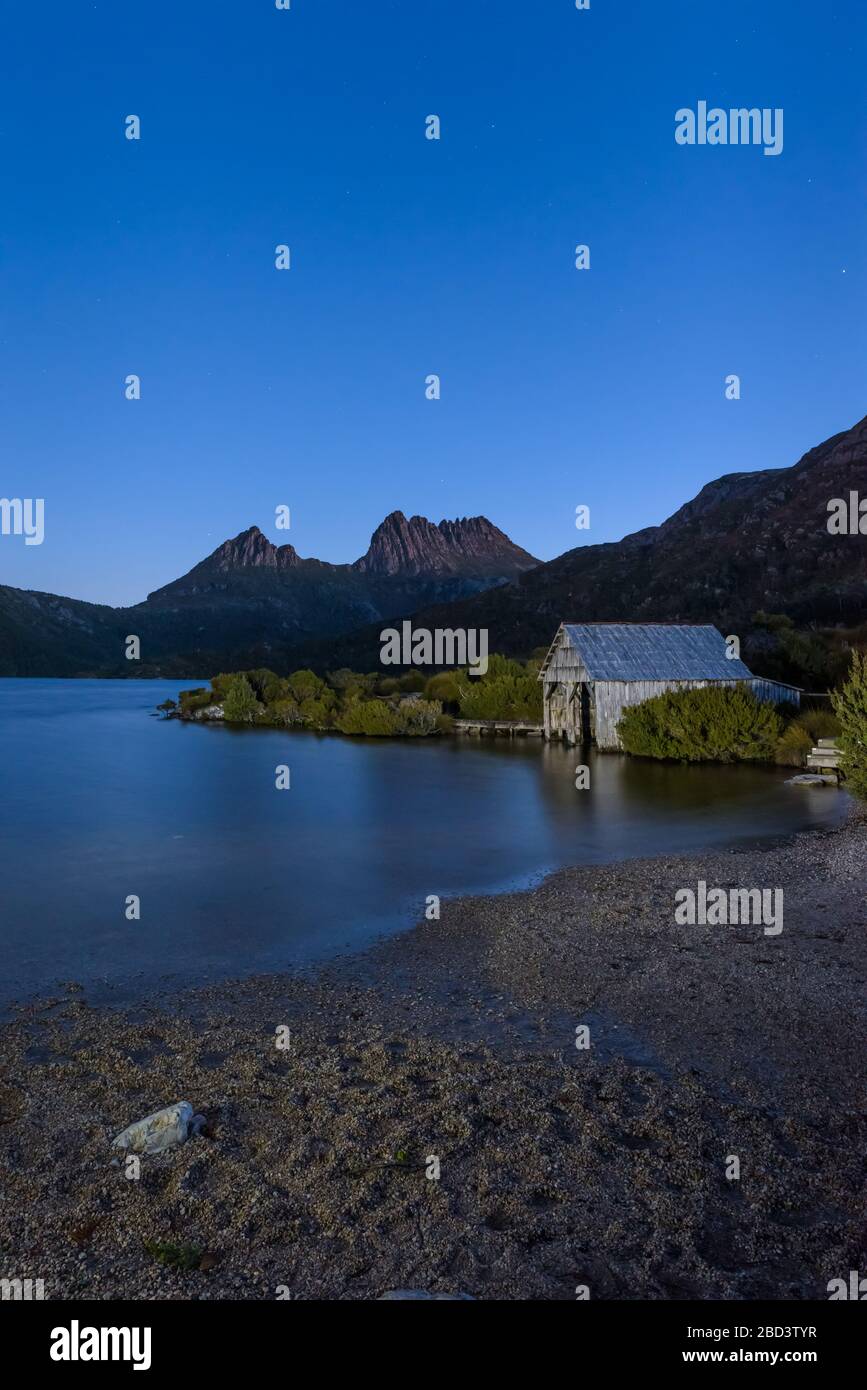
[287,412,867,677]
[355,512,531,578]
[148,512,535,602]
[1,414,864,679]
[0,511,538,676]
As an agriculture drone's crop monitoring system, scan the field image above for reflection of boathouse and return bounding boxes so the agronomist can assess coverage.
[539,623,799,750]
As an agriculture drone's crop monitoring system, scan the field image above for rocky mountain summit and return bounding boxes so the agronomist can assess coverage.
[314,413,867,679]
[354,512,536,578]
[0,512,538,676]
[1,414,864,678]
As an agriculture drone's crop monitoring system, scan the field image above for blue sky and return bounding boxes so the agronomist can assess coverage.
[0,0,863,606]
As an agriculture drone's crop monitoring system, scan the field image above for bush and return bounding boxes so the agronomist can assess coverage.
[178,687,212,716]
[748,614,852,689]
[243,668,286,704]
[286,669,326,704]
[831,651,867,798]
[425,672,462,707]
[396,697,442,736]
[617,685,783,763]
[798,705,841,740]
[335,698,402,737]
[222,674,261,724]
[298,696,334,730]
[775,722,813,767]
[458,671,542,721]
[177,652,543,739]
[268,698,303,727]
[328,669,378,696]
[398,671,426,693]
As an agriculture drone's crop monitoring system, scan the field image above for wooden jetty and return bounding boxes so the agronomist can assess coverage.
[453,719,544,737]
[806,738,842,778]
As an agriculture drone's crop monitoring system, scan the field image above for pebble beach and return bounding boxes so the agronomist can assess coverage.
[1,807,864,1301]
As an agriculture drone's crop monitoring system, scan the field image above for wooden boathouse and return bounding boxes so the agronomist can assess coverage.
[539,623,800,750]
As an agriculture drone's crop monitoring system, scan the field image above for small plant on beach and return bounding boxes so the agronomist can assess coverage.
[831,651,867,798]
[618,685,783,763]
[144,1239,203,1271]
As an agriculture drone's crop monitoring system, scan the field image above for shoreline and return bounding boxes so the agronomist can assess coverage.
[1,807,864,1300]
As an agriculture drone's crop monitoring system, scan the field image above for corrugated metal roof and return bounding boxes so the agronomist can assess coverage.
[556,623,754,681]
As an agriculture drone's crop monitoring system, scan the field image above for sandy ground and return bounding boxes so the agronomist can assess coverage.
[0,808,864,1301]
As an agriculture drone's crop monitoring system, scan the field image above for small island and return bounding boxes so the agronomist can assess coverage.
[159,654,544,737]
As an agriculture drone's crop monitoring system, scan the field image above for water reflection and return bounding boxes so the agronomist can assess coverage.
[0,680,845,1004]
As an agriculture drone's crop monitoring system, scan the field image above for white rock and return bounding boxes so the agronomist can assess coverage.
[112,1101,205,1155]
[196,704,224,721]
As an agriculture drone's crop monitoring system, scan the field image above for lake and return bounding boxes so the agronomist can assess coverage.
[0,679,846,1006]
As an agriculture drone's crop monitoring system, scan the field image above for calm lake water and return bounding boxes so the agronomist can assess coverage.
[0,679,846,1006]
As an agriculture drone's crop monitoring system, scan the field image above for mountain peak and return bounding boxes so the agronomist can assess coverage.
[354,511,538,577]
[208,527,299,571]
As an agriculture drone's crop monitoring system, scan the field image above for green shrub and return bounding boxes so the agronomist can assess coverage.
[831,651,867,798]
[178,687,212,716]
[210,672,240,700]
[798,706,841,740]
[222,674,260,724]
[328,668,377,696]
[268,698,303,727]
[243,668,286,704]
[144,1240,203,1272]
[286,669,326,704]
[748,614,852,689]
[617,685,783,763]
[458,670,543,721]
[298,696,334,730]
[775,722,813,767]
[398,671,426,693]
[396,697,442,736]
[335,698,402,737]
[425,672,462,707]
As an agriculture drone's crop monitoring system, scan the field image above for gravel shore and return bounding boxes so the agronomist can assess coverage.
[1,808,864,1301]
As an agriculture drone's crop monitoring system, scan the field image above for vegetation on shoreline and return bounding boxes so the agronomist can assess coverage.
[617,684,842,770]
[162,649,863,793]
[160,655,543,737]
[832,651,867,798]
